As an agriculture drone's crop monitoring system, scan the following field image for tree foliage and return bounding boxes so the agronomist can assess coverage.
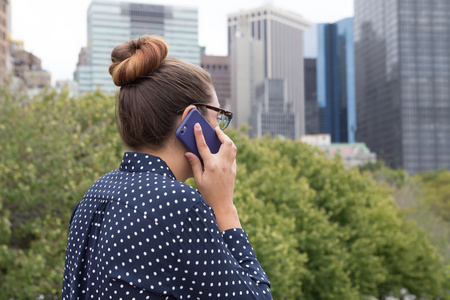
[0,87,124,298]
[416,169,450,223]
[360,161,450,295]
[415,169,450,293]
[233,134,445,299]
[0,88,447,299]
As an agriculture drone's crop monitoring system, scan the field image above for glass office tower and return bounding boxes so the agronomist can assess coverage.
[76,0,199,93]
[354,0,450,173]
[317,18,356,143]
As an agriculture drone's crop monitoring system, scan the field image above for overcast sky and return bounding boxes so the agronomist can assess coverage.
[11,0,353,84]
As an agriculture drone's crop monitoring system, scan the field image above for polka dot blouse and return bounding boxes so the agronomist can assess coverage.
[62,152,272,299]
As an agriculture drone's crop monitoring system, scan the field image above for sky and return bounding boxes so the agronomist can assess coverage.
[11,0,353,84]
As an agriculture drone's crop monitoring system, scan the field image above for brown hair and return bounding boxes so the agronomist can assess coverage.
[109,35,213,150]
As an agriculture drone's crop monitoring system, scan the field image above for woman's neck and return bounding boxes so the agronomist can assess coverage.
[139,138,192,182]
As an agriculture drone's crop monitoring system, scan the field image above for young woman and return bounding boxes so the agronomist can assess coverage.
[62,35,272,299]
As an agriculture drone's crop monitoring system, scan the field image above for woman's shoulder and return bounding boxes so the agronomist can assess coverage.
[143,178,206,224]
[113,171,205,229]
[80,167,208,232]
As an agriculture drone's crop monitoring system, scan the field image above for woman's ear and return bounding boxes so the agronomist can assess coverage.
[181,105,197,122]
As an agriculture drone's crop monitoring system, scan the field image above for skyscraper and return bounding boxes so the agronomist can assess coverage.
[228,5,311,139]
[76,0,200,93]
[317,18,356,143]
[354,0,450,173]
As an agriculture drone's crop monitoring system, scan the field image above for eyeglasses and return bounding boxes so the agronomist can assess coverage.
[176,103,233,130]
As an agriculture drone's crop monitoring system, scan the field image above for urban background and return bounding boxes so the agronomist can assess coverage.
[1,0,450,299]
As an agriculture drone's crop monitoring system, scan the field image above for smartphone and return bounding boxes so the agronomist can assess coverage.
[175,109,221,164]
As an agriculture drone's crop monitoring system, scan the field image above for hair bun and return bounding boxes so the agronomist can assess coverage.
[109,35,168,87]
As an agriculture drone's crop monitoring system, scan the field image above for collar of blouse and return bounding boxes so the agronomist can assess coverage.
[119,152,176,180]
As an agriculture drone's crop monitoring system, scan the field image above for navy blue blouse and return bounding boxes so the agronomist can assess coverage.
[62,152,272,299]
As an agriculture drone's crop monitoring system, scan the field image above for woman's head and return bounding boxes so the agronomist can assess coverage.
[109,35,214,151]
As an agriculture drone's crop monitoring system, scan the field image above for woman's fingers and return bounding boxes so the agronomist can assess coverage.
[193,123,212,163]
[191,124,236,169]
[215,127,237,160]
[215,126,228,143]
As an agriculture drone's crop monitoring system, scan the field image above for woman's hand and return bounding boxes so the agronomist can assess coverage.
[184,123,241,232]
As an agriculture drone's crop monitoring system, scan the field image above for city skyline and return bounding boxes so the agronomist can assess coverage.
[11,0,353,84]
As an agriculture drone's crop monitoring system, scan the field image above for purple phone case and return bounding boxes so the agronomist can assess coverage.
[175,109,221,163]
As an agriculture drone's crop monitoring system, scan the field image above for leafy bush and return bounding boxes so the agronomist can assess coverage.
[0,88,124,298]
[0,88,446,299]
[232,134,445,299]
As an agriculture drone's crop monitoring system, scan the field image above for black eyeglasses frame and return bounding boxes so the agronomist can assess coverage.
[176,103,233,130]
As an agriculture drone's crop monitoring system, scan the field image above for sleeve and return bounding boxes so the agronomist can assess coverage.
[172,201,272,299]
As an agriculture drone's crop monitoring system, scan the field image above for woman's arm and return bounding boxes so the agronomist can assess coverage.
[185,124,241,231]
[172,201,272,299]
[182,123,271,298]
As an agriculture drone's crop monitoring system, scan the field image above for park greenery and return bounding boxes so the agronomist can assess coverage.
[0,87,449,299]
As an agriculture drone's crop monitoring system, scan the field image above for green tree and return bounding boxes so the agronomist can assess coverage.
[417,169,450,222]
[361,162,450,297]
[415,169,450,294]
[0,87,124,298]
[0,87,446,299]
[233,135,445,299]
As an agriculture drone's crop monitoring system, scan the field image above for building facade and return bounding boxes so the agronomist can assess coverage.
[76,0,200,94]
[250,78,296,139]
[200,53,230,108]
[0,0,9,86]
[304,58,319,135]
[301,134,376,168]
[320,142,377,168]
[354,0,450,173]
[10,42,51,89]
[317,18,356,143]
[228,5,311,139]
[56,80,79,97]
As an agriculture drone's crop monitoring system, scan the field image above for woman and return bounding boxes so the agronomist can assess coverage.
[62,35,272,299]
